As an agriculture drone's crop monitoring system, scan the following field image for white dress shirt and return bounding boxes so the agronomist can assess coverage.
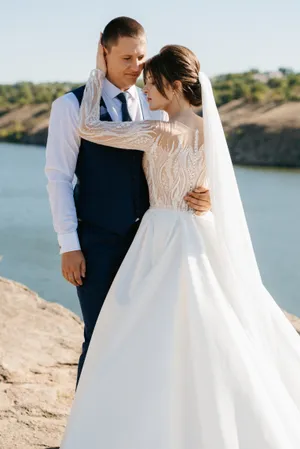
[45,77,166,254]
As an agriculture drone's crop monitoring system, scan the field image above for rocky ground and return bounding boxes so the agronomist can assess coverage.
[0,276,300,448]
[0,277,83,449]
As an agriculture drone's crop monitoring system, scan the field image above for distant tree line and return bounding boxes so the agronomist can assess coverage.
[1,68,300,109]
[0,82,81,109]
[211,68,300,106]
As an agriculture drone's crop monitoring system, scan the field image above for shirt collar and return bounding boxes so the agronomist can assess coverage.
[103,77,137,101]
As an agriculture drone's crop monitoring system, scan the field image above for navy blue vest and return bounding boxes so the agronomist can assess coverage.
[72,86,150,235]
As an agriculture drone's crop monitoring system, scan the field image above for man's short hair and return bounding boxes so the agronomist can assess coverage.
[102,17,146,50]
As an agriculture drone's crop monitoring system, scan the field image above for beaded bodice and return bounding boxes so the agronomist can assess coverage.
[142,139,205,211]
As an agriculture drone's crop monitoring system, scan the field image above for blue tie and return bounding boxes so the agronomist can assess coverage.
[116,92,132,122]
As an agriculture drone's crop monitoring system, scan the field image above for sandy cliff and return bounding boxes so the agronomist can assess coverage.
[0,277,83,449]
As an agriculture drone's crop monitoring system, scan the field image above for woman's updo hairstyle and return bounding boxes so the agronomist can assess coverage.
[143,45,202,107]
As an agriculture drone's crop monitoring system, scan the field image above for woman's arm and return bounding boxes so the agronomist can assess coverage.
[78,69,163,152]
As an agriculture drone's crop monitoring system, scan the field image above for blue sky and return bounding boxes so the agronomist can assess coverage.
[2,0,299,83]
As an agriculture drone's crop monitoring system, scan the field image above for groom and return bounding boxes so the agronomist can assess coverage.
[45,16,211,383]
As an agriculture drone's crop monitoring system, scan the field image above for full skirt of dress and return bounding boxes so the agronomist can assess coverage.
[61,208,300,449]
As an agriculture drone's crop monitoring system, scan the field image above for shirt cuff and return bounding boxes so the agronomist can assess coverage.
[58,232,81,254]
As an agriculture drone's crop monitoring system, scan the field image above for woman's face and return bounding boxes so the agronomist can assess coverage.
[143,75,173,111]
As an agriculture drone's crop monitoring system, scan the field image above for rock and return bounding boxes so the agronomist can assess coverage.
[0,276,300,448]
[0,277,83,449]
[283,311,300,334]
[220,100,300,167]
[196,100,300,167]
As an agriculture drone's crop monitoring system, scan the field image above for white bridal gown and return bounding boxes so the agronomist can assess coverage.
[60,70,300,449]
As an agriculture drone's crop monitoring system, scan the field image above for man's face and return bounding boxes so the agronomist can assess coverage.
[105,36,147,90]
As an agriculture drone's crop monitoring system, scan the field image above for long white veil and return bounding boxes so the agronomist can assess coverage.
[199,72,262,287]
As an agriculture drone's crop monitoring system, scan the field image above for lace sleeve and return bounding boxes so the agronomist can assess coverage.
[78,69,163,152]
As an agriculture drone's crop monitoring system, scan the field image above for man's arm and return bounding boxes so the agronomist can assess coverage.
[45,93,86,286]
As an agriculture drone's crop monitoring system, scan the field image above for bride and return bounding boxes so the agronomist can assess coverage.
[60,40,300,448]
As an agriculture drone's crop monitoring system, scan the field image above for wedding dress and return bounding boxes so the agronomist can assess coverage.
[60,69,300,449]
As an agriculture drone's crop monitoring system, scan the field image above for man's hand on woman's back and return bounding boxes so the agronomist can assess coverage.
[184,186,211,215]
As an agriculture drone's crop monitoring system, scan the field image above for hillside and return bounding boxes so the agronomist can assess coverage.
[1,99,300,166]
[220,99,300,166]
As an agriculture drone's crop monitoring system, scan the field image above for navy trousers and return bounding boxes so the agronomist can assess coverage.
[76,220,140,385]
